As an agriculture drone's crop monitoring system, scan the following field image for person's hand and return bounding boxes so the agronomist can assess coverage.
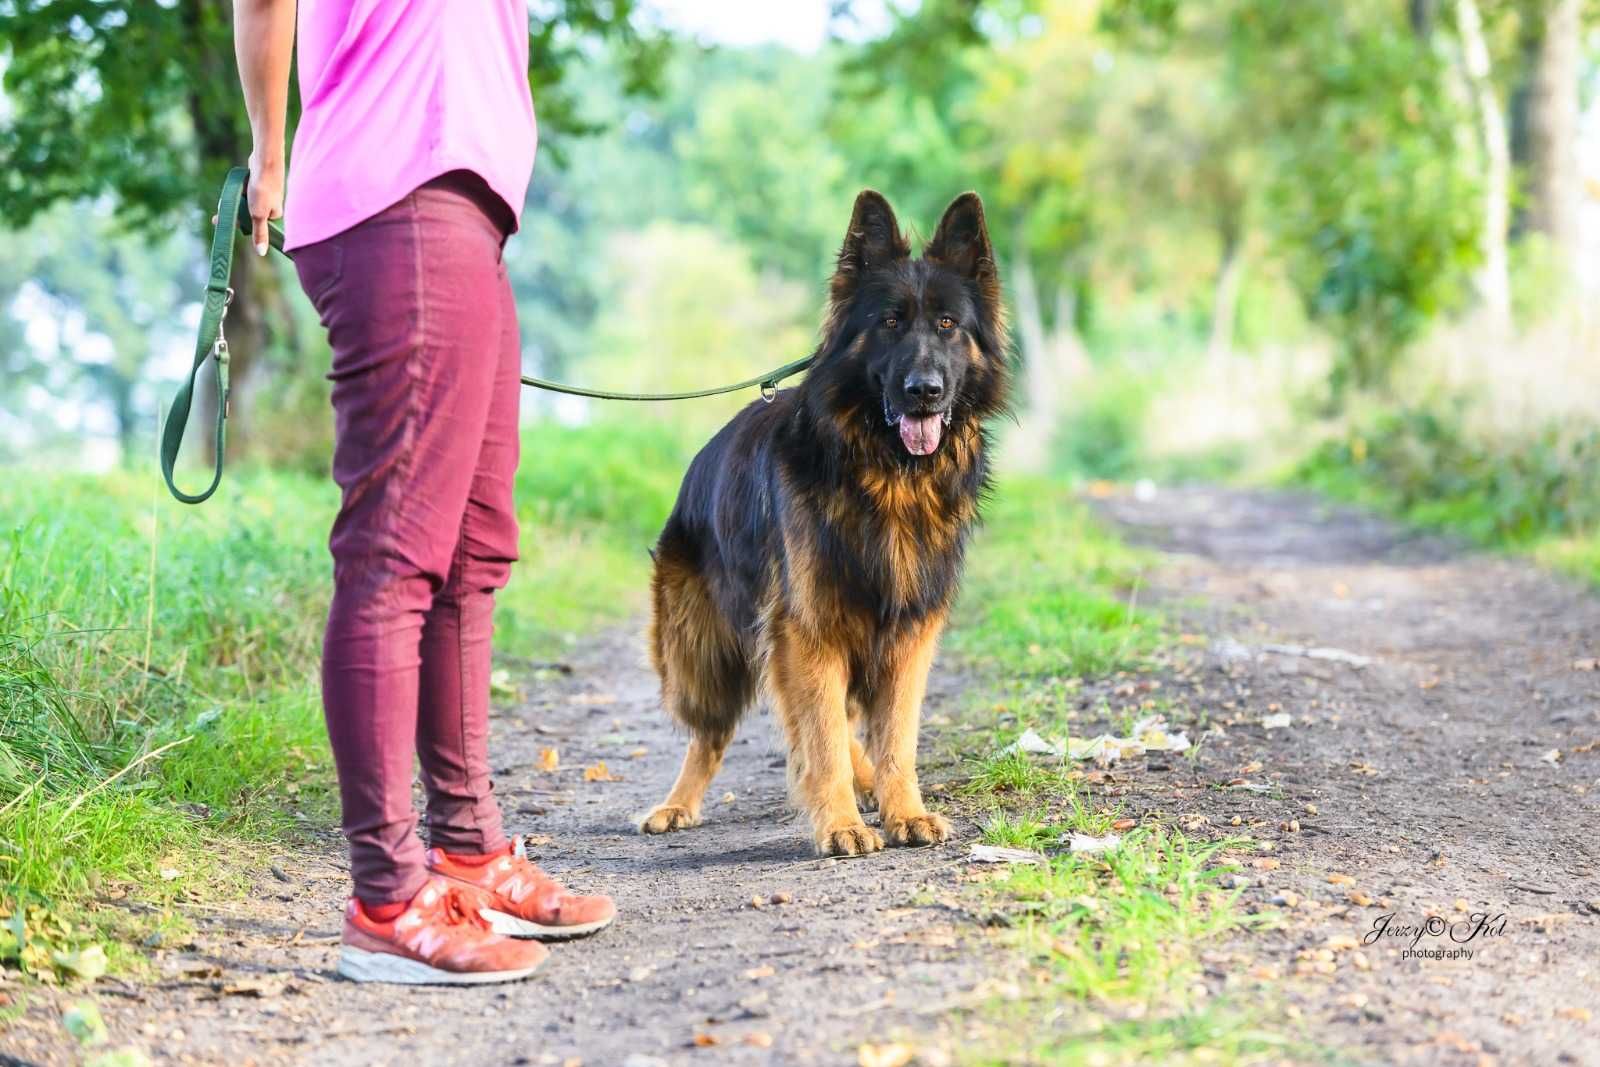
[246,147,285,256]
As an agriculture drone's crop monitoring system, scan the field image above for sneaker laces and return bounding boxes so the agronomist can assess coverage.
[437,886,492,932]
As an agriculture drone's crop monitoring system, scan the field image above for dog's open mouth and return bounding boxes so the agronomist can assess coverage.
[884,397,953,456]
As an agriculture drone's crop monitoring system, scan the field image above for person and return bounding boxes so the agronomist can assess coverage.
[231,0,615,984]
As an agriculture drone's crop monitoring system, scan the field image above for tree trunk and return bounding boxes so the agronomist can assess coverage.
[1454,0,1514,334]
[1526,0,1581,269]
[1207,229,1245,360]
[185,0,278,461]
[1005,242,1055,474]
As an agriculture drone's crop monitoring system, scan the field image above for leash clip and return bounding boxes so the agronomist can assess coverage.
[760,381,777,403]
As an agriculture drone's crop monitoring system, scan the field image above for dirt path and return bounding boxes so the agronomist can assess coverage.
[11,628,994,1067]
[8,486,1600,1066]
[1091,487,1600,1065]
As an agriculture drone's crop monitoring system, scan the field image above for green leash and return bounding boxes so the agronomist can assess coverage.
[160,166,814,505]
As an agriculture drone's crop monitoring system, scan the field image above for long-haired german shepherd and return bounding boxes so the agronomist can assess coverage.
[640,190,1009,856]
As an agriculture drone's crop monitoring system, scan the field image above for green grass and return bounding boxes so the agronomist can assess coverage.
[944,482,1295,1063]
[952,476,1159,678]
[0,419,691,976]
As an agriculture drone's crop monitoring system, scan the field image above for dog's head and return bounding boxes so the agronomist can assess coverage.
[816,190,1009,457]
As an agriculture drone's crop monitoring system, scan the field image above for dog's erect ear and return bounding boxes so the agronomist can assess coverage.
[925,192,996,290]
[835,190,909,281]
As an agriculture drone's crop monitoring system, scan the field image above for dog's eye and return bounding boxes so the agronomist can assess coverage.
[883,316,899,330]
[937,316,956,331]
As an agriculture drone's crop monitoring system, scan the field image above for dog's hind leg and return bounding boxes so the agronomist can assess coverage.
[769,618,883,856]
[847,700,877,812]
[640,554,751,835]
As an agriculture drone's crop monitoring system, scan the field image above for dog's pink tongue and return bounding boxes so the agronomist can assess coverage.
[898,414,944,456]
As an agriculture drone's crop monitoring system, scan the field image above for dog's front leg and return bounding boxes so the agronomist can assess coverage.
[868,615,952,847]
[769,620,883,856]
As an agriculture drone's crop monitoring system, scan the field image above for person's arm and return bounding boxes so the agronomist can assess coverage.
[232,0,297,256]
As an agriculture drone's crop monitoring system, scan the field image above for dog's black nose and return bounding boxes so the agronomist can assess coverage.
[904,373,945,404]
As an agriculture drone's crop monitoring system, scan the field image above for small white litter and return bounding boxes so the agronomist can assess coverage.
[1261,712,1293,730]
[1003,728,1065,757]
[1540,748,1562,764]
[1064,716,1190,767]
[968,844,1043,865]
[1260,643,1372,668]
[1064,832,1121,854]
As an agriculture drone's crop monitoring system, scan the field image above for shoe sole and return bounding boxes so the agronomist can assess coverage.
[337,946,543,985]
[481,907,615,941]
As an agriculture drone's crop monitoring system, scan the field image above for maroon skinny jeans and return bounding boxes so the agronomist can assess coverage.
[293,172,519,905]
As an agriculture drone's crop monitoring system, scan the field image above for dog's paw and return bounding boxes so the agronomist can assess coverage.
[854,782,878,813]
[816,821,884,857]
[639,804,698,835]
[883,812,951,847]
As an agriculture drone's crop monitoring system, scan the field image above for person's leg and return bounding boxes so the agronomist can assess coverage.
[295,179,509,908]
[416,221,521,857]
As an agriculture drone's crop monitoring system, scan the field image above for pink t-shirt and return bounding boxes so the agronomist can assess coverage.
[283,0,538,251]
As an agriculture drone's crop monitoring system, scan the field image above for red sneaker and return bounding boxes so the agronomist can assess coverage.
[338,877,548,985]
[426,836,617,941]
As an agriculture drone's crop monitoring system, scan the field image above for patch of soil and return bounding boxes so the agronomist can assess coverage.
[5,629,997,1067]
[1089,487,1600,1066]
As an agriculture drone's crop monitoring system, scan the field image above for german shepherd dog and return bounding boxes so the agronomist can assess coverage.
[639,190,1009,855]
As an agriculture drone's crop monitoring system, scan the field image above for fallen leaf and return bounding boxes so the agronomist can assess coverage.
[1326,873,1356,886]
[692,1033,720,1047]
[1557,1006,1592,1023]
[489,668,518,701]
[743,965,776,980]
[1239,760,1264,774]
[583,761,619,782]
[720,792,737,804]
[1347,890,1375,907]
[858,1043,915,1067]
[1111,818,1137,832]
[744,1032,775,1048]
[52,945,108,981]
[629,747,648,759]
[538,748,559,773]
[63,999,107,1046]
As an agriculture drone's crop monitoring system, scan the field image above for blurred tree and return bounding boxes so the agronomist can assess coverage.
[1232,0,1483,393]
[0,206,194,463]
[678,52,849,285]
[1450,0,1514,332]
[1522,0,1582,268]
[0,0,665,452]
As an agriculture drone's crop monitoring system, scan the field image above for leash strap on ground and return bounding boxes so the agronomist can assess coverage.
[161,167,812,504]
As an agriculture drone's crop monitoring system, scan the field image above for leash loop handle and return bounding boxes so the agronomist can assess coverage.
[160,167,248,504]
